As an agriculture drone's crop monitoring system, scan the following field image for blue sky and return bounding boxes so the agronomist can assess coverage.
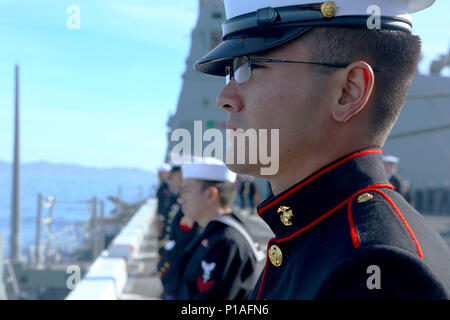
[0,0,449,172]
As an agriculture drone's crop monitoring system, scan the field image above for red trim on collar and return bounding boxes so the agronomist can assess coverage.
[258,149,383,215]
[256,183,394,300]
[277,199,348,243]
[275,183,393,243]
[256,183,393,300]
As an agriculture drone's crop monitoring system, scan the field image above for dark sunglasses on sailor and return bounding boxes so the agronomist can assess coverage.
[225,55,381,85]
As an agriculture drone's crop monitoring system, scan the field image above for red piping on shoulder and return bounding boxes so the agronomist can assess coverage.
[258,149,382,215]
[373,189,423,259]
[347,184,394,249]
[347,186,423,259]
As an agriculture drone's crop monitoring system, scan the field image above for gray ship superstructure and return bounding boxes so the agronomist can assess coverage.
[166,0,228,160]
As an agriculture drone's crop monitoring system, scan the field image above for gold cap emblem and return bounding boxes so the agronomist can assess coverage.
[357,192,374,203]
[278,206,294,226]
[269,244,283,267]
[321,1,338,18]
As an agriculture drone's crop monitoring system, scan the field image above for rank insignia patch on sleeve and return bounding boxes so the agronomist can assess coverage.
[198,260,216,292]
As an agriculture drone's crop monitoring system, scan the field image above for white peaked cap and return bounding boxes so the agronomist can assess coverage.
[224,0,435,20]
[181,157,237,183]
[194,0,435,76]
[157,163,171,172]
[382,155,400,164]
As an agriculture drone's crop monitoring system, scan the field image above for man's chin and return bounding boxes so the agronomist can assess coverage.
[182,210,195,221]
[225,162,261,177]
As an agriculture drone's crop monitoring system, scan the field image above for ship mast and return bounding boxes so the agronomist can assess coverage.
[10,64,21,263]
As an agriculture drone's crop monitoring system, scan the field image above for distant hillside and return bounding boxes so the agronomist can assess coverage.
[0,161,156,183]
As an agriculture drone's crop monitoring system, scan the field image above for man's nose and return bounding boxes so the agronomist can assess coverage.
[216,82,244,113]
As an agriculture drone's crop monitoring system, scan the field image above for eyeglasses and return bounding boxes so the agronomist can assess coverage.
[225,56,380,85]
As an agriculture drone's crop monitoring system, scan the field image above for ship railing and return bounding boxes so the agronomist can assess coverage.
[1,233,21,300]
[65,198,156,300]
[28,194,106,268]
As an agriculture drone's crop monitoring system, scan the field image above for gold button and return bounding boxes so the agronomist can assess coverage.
[321,1,338,18]
[357,192,374,203]
[278,206,293,226]
[268,245,283,267]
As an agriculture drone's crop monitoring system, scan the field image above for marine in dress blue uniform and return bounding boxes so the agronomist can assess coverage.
[157,193,179,278]
[157,166,183,279]
[155,163,171,223]
[160,207,200,299]
[175,157,264,300]
[251,149,450,299]
[192,0,450,299]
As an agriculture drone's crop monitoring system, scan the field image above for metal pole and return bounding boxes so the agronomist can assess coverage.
[48,196,55,236]
[35,194,43,266]
[0,233,6,300]
[91,197,100,258]
[99,200,105,252]
[10,64,21,263]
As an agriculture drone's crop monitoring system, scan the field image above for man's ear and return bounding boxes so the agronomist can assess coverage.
[332,61,375,122]
[205,186,220,204]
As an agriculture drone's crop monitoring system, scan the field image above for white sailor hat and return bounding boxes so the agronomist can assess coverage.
[181,157,237,183]
[157,163,172,172]
[194,0,435,76]
[382,155,400,164]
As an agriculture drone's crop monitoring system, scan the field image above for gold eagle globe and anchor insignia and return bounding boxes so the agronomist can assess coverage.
[357,192,374,203]
[278,206,294,226]
[321,1,338,18]
[269,244,283,267]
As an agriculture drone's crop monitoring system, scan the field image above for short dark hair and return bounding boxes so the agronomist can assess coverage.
[201,180,236,208]
[301,27,422,145]
[170,166,181,173]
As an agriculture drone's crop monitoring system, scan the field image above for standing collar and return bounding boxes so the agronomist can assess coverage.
[184,212,239,253]
[257,149,393,241]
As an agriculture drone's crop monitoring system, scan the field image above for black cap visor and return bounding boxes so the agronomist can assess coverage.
[193,26,311,76]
